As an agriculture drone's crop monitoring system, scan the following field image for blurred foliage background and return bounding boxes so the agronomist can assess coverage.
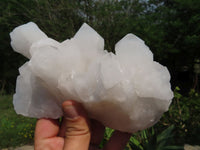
[0,0,200,149]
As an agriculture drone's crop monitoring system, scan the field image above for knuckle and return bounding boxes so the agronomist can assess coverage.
[65,117,90,136]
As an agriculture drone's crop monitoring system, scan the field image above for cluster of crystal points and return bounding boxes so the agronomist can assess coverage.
[10,22,173,133]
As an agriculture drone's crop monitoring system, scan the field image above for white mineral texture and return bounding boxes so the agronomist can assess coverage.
[10,22,173,133]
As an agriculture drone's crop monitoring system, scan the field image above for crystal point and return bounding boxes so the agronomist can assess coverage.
[10,22,173,133]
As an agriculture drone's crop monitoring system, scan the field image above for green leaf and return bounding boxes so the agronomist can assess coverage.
[130,136,143,150]
[157,125,175,144]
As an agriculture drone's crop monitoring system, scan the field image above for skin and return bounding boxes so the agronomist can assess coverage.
[34,100,131,150]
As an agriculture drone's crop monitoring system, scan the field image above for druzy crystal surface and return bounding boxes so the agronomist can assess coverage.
[10,22,173,133]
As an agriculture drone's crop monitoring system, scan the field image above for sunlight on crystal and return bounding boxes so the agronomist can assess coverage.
[10,22,173,133]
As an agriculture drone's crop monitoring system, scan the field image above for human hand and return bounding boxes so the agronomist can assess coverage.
[34,100,131,150]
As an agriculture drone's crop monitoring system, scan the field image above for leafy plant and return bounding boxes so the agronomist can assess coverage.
[160,87,200,145]
[129,125,183,150]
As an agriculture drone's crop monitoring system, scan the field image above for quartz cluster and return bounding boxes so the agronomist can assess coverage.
[10,22,173,133]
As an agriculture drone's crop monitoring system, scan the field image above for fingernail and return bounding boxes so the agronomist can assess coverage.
[63,105,79,119]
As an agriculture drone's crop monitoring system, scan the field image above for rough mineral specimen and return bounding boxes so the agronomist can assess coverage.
[10,22,173,133]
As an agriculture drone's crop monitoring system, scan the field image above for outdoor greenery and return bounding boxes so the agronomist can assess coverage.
[0,0,200,149]
[0,94,36,148]
[160,87,200,145]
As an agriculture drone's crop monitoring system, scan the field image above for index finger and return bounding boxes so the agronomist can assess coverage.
[35,118,60,140]
[90,119,105,145]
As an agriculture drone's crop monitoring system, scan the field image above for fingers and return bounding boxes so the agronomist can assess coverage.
[62,100,91,150]
[58,118,67,137]
[35,118,59,140]
[34,101,130,150]
[90,119,105,145]
[104,130,131,150]
[34,118,64,149]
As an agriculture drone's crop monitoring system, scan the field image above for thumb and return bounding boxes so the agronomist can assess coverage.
[61,100,91,150]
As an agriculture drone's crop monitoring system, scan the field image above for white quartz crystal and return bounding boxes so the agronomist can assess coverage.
[10,22,173,133]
